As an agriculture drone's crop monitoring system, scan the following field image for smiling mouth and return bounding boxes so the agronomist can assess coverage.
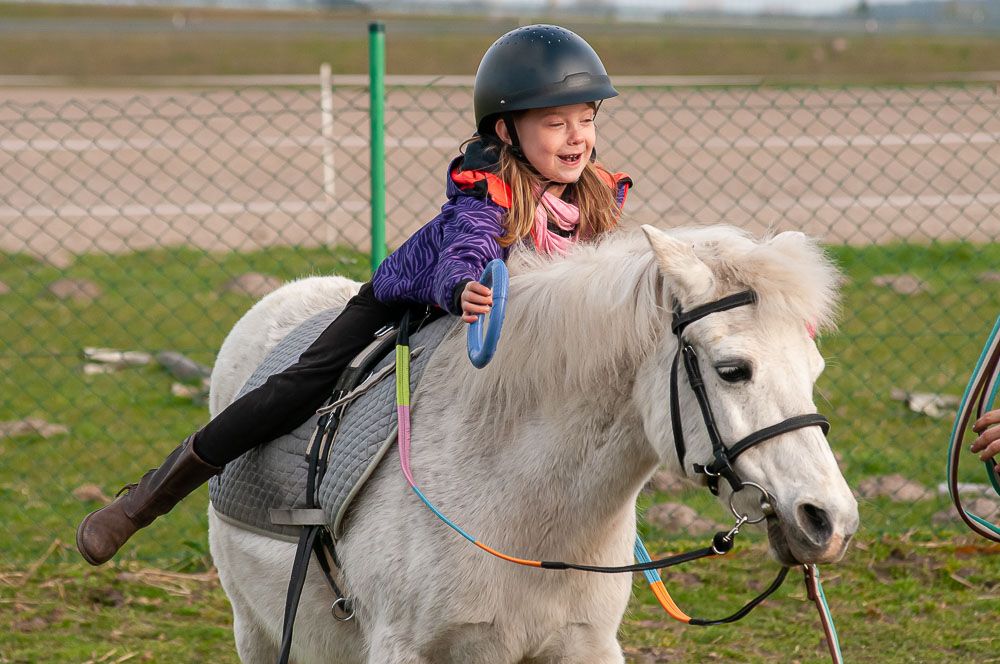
[558,153,582,165]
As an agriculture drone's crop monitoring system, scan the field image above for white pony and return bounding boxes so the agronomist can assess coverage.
[208,224,859,664]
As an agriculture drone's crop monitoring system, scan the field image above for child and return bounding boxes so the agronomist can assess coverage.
[76,24,633,565]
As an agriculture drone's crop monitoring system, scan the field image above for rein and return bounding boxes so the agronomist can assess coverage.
[395,311,781,625]
[393,282,844,660]
[946,315,1000,541]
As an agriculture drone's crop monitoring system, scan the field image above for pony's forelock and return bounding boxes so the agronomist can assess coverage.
[666,225,841,334]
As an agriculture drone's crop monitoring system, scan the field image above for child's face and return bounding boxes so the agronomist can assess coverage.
[500,103,597,184]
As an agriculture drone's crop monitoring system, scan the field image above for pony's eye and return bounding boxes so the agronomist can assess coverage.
[715,361,753,383]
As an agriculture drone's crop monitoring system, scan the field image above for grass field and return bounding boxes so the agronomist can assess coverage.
[1,240,999,662]
[3,536,1000,662]
[3,2,1000,81]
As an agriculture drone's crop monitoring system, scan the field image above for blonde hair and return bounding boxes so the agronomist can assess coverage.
[495,143,620,248]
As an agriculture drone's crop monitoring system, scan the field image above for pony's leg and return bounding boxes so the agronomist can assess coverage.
[529,626,624,664]
[209,510,296,663]
[231,605,281,664]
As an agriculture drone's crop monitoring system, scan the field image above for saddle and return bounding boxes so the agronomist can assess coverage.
[209,306,456,663]
[208,307,454,541]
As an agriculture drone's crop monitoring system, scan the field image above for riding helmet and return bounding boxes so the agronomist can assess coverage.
[473,24,618,137]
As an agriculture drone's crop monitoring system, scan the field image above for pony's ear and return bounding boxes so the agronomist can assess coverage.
[769,230,807,248]
[641,225,716,308]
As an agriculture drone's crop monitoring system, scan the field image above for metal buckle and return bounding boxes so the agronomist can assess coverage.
[713,513,750,554]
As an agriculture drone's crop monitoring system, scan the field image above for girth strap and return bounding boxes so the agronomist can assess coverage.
[276,405,350,664]
[274,307,439,664]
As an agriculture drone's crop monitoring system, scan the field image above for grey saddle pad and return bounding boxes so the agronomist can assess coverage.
[208,308,455,541]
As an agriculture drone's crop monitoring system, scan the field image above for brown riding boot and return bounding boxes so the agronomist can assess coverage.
[76,436,221,566]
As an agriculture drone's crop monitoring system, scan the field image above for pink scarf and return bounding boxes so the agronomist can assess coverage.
[530,188,582,256]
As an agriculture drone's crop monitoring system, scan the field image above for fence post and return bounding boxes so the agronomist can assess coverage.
[368,21,387,271]
[319,63,336,246]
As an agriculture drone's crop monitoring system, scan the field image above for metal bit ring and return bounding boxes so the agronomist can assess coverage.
[728,480,774,524]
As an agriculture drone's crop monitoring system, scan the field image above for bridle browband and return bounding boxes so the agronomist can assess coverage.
[669,289,831,495]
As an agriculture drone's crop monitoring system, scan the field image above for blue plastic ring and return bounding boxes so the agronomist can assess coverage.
[467,259,508,368]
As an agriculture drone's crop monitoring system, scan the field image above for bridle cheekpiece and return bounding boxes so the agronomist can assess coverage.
[669,289,831,495]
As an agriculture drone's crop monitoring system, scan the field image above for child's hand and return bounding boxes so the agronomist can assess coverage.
[461,281,493,324]
[971,408,1000,471]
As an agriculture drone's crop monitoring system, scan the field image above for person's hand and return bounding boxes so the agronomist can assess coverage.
[971,408,1000,471]
[460,281,493,324]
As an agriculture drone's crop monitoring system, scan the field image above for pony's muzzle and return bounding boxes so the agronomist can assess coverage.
[783,497,858,564]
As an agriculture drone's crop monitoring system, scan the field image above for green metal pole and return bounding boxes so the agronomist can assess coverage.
[368,21,387,272]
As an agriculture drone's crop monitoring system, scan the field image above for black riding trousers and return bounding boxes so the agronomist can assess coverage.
[192,282,433,467]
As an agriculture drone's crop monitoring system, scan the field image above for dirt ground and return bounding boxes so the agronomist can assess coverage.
[2,81,999,263]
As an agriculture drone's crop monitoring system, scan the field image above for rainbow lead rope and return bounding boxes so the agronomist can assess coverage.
[946,315,1000,542]
[803,565,844,664]
[395,313,544,566]
[394,315,822,654]
[633,538,692,623]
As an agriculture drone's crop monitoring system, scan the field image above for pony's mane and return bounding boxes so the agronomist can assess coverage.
[444,224,840,417]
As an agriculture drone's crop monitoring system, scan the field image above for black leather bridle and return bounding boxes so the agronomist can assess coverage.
[669,290,831,496]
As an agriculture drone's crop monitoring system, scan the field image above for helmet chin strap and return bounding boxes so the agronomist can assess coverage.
[501,115,548,184]
[501,115,524,158]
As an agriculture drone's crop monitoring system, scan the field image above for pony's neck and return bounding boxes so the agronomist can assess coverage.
[435,241,669,550]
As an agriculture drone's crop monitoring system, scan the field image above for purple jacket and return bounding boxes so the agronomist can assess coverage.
[371,142,631,315]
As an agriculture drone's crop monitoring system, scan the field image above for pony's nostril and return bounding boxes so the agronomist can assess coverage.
[797,503,833,545]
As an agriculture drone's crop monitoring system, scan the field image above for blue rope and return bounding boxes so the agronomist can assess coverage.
[633,537,662,586]
[808,565,844,662]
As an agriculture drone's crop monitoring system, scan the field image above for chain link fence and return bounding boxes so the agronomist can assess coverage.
[2,77,998,564]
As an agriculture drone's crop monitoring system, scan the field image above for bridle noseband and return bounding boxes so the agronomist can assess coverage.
[670,289,831,495]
